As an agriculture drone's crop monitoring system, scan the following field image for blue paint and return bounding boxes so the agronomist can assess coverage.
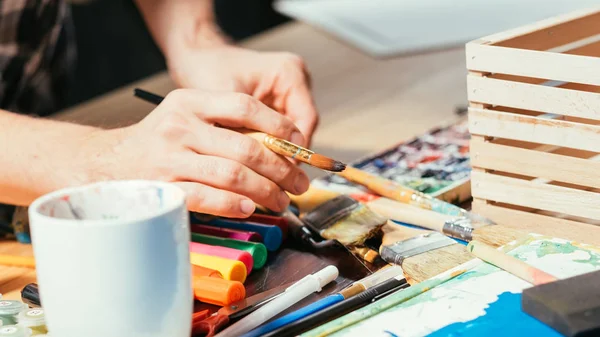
[383,331,400,337]
[424,292,562,337]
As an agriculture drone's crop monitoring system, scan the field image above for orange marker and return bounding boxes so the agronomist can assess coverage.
[192,265,223,279]
[193,276,246,306]
[190,252,247,283]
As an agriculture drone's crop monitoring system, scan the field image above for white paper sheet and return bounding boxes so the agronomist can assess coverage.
[274,0,600,57]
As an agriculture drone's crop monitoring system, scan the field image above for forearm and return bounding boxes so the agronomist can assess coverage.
[0,111,102,205]
[133,0,229,62]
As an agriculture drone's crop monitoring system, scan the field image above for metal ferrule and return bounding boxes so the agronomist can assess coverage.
[380,232,455,265]
[442,217,475,241]
[264,135,313,161]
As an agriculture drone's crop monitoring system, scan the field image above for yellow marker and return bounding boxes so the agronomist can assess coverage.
[0,254,35,268]
[190,252,247,283]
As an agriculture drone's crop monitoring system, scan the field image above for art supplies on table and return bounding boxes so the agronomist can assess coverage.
[192,276,246,306]
[193,282,296,336]
[190,223,263,243]
[190,252,247,283]
[134,88,346,172]
[312,120,471,204]
[215,265,339,337]
[16,308,47,335]
[302,195,387,263]
[193,217,283,252]
[190,242,254,275]
[191,233,268,270]
[305,235,600,337]
[244,266,406,337]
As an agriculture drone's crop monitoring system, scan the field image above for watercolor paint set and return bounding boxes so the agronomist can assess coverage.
[312,118,471,205]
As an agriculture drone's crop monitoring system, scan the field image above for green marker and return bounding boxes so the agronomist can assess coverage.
[191,233,268,270]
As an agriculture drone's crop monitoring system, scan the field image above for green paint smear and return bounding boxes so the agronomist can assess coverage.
[536,241,577,258]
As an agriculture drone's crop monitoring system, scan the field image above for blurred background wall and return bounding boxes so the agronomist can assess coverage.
[66,0,290,107]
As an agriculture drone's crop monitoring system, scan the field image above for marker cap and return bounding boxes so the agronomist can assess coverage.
[314,266,339,289]
[190,242,254,274]
[193,276,246,306]
[190,252,247,283]
[192,265,223,279]
[202,219,282,252]
[190,233,267,270]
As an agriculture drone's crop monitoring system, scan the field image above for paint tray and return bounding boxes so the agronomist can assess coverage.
[312,118,471,204]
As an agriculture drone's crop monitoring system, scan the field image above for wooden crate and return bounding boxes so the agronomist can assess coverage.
[466,6,600,245]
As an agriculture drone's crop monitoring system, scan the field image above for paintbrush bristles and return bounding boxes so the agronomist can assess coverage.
[260,134,346,172]
[309,153,347,172]
[320,204,387,246]
[402,244,473,284]
[470,225,528,248]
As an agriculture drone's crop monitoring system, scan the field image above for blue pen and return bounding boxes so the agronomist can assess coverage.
[201,218,283,252]
[241,265,406,337]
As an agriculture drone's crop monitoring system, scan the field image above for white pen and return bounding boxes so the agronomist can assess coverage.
[215,265,339,337]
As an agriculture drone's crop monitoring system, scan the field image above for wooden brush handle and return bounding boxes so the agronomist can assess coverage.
[288,186,340,214]
[381,221,432,246]
[368,198,450,233]
[467,240,557,285]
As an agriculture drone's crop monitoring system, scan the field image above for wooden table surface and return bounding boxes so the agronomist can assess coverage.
[0,21,469,315]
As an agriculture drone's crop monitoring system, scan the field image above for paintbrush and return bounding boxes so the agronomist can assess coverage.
[290,186,526,247]
[301,195,388,263]
[336,166,494,224]
[133,88,346,172]
[467,240,558,285]
[379,221,473,284]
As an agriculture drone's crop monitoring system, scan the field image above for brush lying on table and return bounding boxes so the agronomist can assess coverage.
[301,195,387,263]
[336,166,494,225]
[290,186,526,247]
[133,88,346,172]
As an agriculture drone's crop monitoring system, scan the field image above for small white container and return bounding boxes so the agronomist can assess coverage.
[17,309,47,335]
[0,302,26,326]
[0,325,32,337]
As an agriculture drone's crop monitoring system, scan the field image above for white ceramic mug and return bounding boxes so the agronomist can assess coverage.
[28,180,192,337]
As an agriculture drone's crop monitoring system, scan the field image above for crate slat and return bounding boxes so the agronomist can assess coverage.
[479,7,600,48]
[467,75,600,120]
[469,107,600,152]
[472,199,600,246]
[470,137,600,189]
[466,44,600,86]
[471,170,600,220]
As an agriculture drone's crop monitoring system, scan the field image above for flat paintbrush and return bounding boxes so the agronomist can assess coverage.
[301,195,388,263]
[133,88,346,172]
[290,186,526,247]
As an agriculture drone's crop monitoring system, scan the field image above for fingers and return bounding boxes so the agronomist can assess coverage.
[163,89,306,146]
[175,182,256,218]
[177,154,291,212]
[186,122,309,195]
[284,83,319,148]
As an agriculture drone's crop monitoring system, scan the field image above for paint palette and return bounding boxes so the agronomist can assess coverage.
[313,119,472,204]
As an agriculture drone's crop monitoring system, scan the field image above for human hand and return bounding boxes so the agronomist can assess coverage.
[166,46,319,148]
[86,89,310,217]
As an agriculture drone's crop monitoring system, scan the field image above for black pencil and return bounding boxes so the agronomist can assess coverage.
[134,88,164,105]
[260,275,409,337]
